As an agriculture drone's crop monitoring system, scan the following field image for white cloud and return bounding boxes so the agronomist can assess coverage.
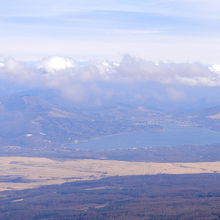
[1,55,220,104]
[209,64,220,74]
[0,57,41,85]
[0,62,4,68]
[112,55,220,86]
[38,56,76,73]
[1,55,220,87]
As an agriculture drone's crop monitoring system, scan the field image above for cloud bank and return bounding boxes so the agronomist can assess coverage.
[0,55,220,107]
[0,55,219,85]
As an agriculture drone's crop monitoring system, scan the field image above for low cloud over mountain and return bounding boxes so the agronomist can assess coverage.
[1,55,220,107]
[1,55,220,85]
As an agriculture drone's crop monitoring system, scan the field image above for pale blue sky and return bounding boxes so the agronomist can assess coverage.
[1,0,220,62]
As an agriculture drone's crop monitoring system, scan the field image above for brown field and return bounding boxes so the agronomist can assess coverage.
[1,156,220,191]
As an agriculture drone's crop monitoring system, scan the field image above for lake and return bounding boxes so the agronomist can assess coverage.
[67,125,220,150]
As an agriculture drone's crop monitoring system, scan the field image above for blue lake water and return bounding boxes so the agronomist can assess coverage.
[68,125,220,150]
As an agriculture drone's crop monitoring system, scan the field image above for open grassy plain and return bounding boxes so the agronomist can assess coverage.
[1,156,220,191]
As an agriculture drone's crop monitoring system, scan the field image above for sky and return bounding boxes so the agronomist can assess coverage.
[1,1,220,108]
[1,0,220,62]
